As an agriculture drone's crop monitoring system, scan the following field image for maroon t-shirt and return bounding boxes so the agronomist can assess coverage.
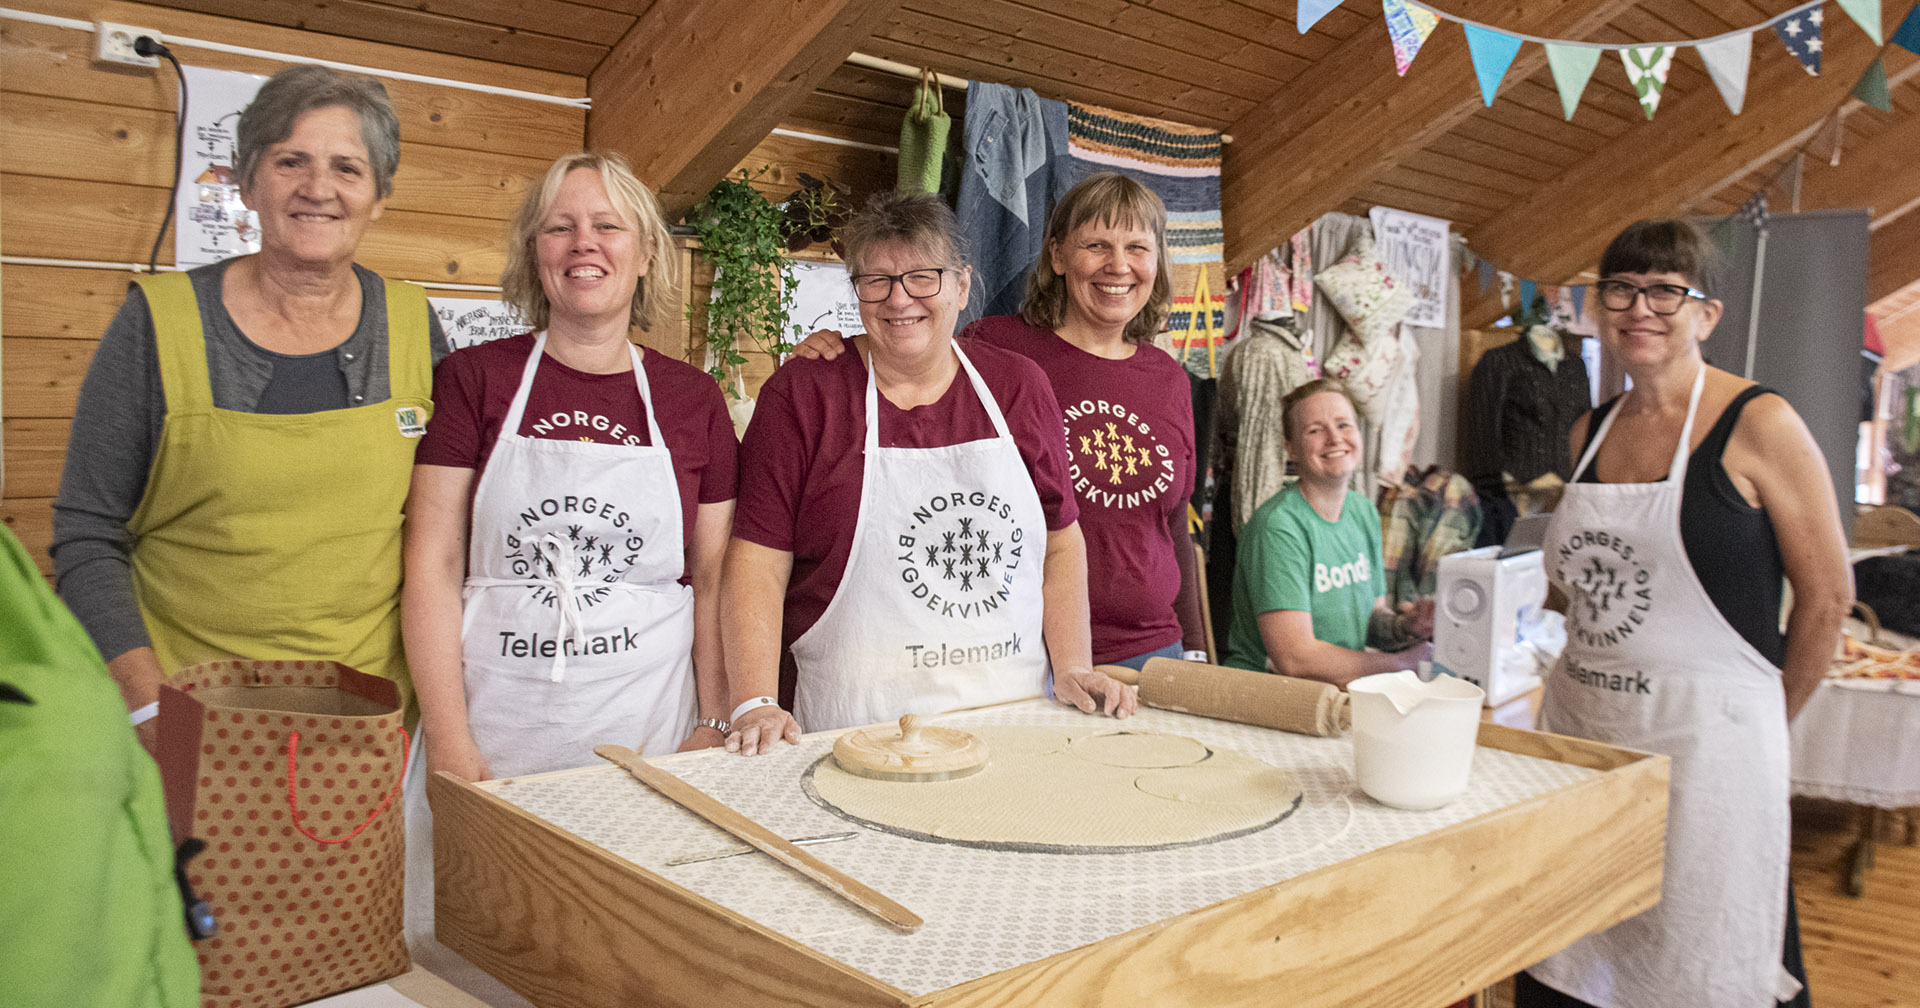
[416,332,738,548]
[732,338,1077,647]
[964,315,1195,662]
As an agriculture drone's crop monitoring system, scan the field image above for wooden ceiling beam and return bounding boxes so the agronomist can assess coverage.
[587,0,902,221]
[1870,210,1920,307]
[1466,32,1911,293]
[1219,0,1642,271]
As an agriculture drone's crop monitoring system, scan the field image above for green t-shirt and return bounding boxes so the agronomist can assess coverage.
[1223,485,1384,671]
[0,528,199,1008]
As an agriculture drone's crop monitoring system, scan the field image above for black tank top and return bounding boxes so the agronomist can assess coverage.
[1578,386,1787,667]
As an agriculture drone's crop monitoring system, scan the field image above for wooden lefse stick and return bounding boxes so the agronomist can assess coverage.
[594,744,922,933]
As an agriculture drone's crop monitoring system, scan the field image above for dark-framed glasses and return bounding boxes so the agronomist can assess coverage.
[851,268,948,303]
[1595,279,1707,315]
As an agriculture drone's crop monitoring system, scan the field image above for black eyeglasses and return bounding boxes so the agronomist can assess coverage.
[1596,279,1708,316]
[851,268,948,303]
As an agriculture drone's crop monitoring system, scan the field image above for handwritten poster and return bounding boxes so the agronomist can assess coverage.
[785,260,865,337]
[1367,207,1451,329]
[430,297,525,351]
[175,65,268,269]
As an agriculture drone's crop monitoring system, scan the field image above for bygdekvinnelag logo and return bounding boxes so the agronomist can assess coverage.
[1556,529,1655,648]
[894,490,1025,619]
[1063,398,1176,511]
[503,495,641,609]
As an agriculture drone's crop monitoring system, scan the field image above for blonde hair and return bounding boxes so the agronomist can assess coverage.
[1021,173,1172,343]
[501,152,678,332]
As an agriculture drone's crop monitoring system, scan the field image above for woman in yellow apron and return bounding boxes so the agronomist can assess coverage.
[50,65,444,750]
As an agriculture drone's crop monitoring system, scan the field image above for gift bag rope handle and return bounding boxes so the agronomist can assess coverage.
[286,727,411,845]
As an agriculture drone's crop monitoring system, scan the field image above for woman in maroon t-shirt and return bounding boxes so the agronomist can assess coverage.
[403,153,737,782]
[724,193,1137,754]
[795,174,1204,669]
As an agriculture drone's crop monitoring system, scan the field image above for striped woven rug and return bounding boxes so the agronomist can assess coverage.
[1066,101,1226,377]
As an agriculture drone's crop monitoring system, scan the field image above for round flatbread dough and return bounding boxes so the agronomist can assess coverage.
[1068,730,1210,768]
[1134,751,1301,806]
[805,726,1303,852]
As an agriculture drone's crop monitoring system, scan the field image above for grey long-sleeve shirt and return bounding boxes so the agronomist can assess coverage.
[50,258,448,662]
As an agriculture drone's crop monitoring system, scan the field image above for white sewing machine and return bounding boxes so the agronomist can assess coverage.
[1433,528,1554,706]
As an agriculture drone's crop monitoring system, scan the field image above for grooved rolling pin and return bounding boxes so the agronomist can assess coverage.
[1098,657,1351,737]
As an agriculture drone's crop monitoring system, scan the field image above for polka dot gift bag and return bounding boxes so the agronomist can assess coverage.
[156,660,409,1008]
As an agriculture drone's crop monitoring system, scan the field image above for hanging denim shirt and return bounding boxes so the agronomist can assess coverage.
[956,82,1074,323]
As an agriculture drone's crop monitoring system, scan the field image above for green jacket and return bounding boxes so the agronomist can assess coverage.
[0,528,198,1007]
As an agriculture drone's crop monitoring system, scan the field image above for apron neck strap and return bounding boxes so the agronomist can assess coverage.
[1569,363,1707,484]
[500,333,663,446]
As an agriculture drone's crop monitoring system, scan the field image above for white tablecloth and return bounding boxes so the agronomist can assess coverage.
[1790,678,1920,808]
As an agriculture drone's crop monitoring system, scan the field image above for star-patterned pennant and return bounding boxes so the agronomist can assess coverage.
[1696,32,1754,115]
[1569,284,1587,321]
[1383,0,1441,76]
[1464,24,1525,106]
[1739,190,1770,239]
[1772,7,1824,75]
[1621,45,1675,119]
[1836,0,1884,45]
[1545,43,1602,119]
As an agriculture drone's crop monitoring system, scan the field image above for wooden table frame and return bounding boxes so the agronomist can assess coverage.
[429,722,1667,1008]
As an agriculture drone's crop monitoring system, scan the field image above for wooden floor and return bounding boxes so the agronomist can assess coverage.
[1484,798,1919,1008]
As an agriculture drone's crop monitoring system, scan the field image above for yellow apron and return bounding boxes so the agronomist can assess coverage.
[127,271,431,711]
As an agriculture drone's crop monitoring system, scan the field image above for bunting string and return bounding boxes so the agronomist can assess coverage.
[1295,0,1908,120]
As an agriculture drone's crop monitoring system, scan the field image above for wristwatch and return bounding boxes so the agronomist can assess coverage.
[696,717,731,733]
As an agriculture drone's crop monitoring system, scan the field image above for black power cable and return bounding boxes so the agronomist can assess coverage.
[136,35,186,275]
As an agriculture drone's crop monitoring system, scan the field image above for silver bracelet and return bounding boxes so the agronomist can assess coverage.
[695,717,730,733]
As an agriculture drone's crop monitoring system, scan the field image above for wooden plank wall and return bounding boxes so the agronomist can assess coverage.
[0,0,588,575]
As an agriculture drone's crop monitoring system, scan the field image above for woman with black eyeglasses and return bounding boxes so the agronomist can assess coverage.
[722,192,1136,753]
[1517,220,1851,1008]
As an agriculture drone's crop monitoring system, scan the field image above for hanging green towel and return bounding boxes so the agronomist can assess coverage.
[896,69,951,195]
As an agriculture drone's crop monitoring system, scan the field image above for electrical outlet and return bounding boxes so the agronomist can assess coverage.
[95,22,160,67]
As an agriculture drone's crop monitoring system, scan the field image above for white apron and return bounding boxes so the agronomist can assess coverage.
[459,333,695,774]
[791,340,1050,732]
[1531,367,1796,1007]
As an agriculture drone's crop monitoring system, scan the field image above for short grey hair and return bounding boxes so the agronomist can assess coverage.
[838,191,968,275]
[501,152,679,333]
[236,64,401,199]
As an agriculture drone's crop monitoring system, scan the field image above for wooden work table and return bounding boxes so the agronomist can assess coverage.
[429,701,1667,1008]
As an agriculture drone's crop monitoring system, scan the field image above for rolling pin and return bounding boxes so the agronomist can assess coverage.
[1098,656,1350,737]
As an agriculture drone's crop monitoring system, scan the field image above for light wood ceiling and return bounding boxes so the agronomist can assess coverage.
[142,0,1919,339]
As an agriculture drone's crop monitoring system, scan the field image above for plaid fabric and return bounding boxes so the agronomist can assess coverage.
[1066,101,1226,376]
[1381,468,1483,608]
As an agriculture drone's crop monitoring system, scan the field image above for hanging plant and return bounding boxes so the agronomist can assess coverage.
[685,168,797,393]
[779,172,852,256]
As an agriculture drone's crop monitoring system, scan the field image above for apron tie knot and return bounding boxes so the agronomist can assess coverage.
[538,532,590,682]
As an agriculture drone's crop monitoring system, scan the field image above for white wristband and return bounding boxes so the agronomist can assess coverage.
[130,701,160,726]
[730,696,777,724]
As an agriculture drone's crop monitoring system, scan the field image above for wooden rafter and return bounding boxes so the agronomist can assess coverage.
[586,0,903,221]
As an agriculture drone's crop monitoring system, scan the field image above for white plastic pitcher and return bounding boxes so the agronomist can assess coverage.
[1347,670,1486,810]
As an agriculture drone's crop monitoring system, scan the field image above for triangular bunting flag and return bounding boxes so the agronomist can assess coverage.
[1772,8,1824,75]
[1463,24,1525,106]
[1696,33,1753,115]
[1519,279,1538,314]
[1894,4,1920,55]
[1297,0,1341,33]
[1545,43,1602,119]
[1836,0,1884,45]
[1621,45,1675,119]
[1478,260,1495,295]
[1383,0,1441,76]
[1570,284,1587,320]
[1853,56,1893,110]
[1498,270,1516,309]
